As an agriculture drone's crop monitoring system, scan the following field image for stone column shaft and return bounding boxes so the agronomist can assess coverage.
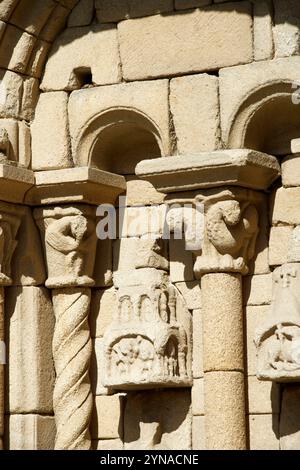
[202,273,246,449]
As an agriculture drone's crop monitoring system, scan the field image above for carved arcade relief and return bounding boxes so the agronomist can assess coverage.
[103,238,192,390]
[255,263,300,382]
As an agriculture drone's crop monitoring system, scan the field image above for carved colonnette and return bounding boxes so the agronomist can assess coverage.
[0,202,25,449]
[32,168,126,450]
[136,149,281,449]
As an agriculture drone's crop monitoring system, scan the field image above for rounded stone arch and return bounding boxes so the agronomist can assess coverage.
[74,107,164,174]
[228,81,300,156]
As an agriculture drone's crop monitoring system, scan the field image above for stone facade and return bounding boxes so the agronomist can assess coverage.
[0,0,300,451]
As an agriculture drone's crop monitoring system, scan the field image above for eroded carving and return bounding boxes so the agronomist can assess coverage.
[35,206,97,288]
[255,264,300,382]
[194,199,259,275]
[103,269,191,389]
[0,129,9,162]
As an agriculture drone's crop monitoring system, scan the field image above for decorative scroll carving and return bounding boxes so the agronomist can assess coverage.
[255,263,300,382]
[34,205,97,450]
[194,199,259,276]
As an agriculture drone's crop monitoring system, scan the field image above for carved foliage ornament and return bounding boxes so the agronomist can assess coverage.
[255,263,300,382]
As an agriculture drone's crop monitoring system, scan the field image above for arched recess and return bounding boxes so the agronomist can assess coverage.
[74,108,163,174]
[228,81,300,156]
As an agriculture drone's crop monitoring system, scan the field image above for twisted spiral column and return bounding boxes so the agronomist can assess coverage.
[52,288,92,450]
[34,205,98,451]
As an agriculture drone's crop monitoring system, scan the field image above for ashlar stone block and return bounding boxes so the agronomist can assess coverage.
[170,74,221,154]
[118,2,253,80]
[31,91,72,171]
[41,25,121,91]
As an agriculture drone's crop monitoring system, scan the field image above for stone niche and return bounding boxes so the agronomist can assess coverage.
[255,263,300,382]
[102,238,192,390]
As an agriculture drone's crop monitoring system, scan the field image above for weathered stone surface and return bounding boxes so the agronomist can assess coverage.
[91,337,111,396]
[31,92,72,171]
[6,287,55,414]
[68,80,170,165]
[192,416,205,450]
[288,226,300,263]
[96,0,173,23]
[246,305,271,376]
[273,0,300,58]
[7,415,55,450]
[0,118,18,162]
[92,439,123,450]
[170,74,221,154]
[136,150,280,193]
[247,377,280,414]
[118,2,253,80]
[94,238,113,288]
[41,25,121,91]
[20,77,39,122]
[280,385,300,450]
[175,0,211,10]
[202,273,244,372]
[125,177,165,206]
[91,395,124,439]
[269,226,294,266]
[219,57,300,144]
[192,309,204,378]
[170,238,194,283]
[204,371,246,450]
[9,0,56,36]
[124,390,192,449]
[18,120,31,168]
[0,24,36,73]
[249,414,279,450]
[272,187,300,225]
[0,69,23,120]
[119,205,166,238]
[90,288,116,338]
[0,1,19,21]
[253,0,273,61]
[68,0,94,27]
[282,153,300,187]
[192,378,204,416]
[175,281,201,310]
[244,274,272,306]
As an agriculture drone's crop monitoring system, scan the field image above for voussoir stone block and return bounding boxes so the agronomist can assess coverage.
[41,25,121,91]
[68,0,94,27]
[118,2,253,80]
[31,91,72,171]
[170,74,221,154]
[0,69,23,119]
[96,0,173,23]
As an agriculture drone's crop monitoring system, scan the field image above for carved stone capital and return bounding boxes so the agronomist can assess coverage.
[193,191,259,276]
[34,205,97,288]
